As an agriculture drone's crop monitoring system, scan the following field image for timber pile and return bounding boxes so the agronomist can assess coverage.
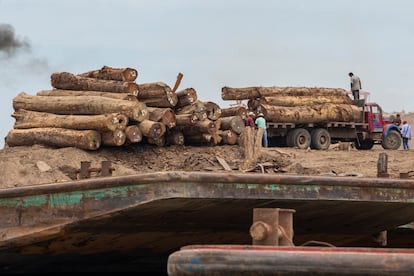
[6,66,246,150]
[221,86,363,124]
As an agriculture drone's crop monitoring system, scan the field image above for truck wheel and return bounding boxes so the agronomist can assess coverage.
[382,129,402,150]
[311,128,331,150]
[286,130,296,147]
[354,139,374,150]
[292,128,311,149]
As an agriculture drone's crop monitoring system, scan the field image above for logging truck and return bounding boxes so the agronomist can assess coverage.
[221,86,402,150]
[264,99,402,150]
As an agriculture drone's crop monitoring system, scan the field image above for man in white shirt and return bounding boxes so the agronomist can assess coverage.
[348,72,362,100]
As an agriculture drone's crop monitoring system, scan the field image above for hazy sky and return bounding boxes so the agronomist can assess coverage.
[1,0,414,148]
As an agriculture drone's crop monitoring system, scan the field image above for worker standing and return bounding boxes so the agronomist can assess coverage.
[255,113,268,147]
[348,72,362,100]
[245,112,255,128]
[400,120,412,150]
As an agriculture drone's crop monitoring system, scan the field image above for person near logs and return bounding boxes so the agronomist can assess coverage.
[348,72,362,100]
[245,111,255,128]
[255,113,268,147]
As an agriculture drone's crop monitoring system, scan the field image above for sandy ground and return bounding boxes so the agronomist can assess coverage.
[0,142,412,190]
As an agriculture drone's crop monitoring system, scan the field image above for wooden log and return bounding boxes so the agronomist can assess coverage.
[138,119,166,139]
[101,129,126,146]
[203,101,222,121]
[137,82,178,107]
[147,135,166,147]
[175,101,207,121]
[219,116,245,134]
[166,129,185,146]
[221,106,247,119]
[176,88,198,108]
[175,114,199,126]
[51,72,139,95]
[219,129,239,145]
[5,128,101,150]
[37,90,138,101]
[248,94,353,107]
[12,109,128,131]
[180,119,217,135]
[13,92,148,122]
[184,133,221,146]
[222,86,348,101]
[171,72,184,93]
[259,103,363,124]
[78,65,138,82]
[124,125,142,144]
[147,107,176,129]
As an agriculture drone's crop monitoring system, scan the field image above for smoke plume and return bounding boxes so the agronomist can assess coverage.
[0,23,31,57]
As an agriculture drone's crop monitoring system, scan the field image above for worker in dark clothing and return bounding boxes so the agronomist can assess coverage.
[245,112,255,128]
[348,72,362,100]
[393,113,402,127]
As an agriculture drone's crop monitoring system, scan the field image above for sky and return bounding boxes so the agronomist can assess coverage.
[1,0,414,148]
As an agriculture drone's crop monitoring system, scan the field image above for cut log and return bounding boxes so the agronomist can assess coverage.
[51,72,139,95]
[221,106,247,119]
[12,109,128,131]
[37,90,138,101]
[175,113,199,126]
[147,107,176,129]
[124,125,142,144]
[166,129,185,146]
[248,94,353,107]
[175,88,198,108]
[219,116,245,134]
[78,65,138,82]
[101,129,126,146]
[185,133,221,146]
[6,128,101,150]
[138,119,166,139]
[13,92,148,122]
[147,135,165,147]
[137,82,178,107]
[203,101,222,121]
[175,101,207,121]
[219,129,239,145]
[259,103,363,124]
[222,86,348,101]
[180,119,217,135]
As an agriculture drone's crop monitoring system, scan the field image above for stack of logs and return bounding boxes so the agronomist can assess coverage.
[6,66,248,150]
[221,86,363,124]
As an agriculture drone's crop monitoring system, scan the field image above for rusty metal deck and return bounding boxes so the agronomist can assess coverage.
[1,171,414,272]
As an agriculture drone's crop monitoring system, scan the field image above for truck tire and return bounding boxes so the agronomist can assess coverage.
[292,128,311,149]
[354,139,374,150]
[286,130,296,147]
[382,129,402,150]
[310,128,331,150]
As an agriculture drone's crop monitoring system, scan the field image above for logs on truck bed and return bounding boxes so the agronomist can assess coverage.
[259,103,363,124]
[221,106,247,119]
[203,101,222,121]
[12,110,128,131]
[137,82,178,107]
[147,107,176,129]
[51,72,139,95]
[175,88,198,108]
[6,128,101,150]
[222,86,348,101]
[248,94,353,108]
[101,129,126,146]
[219,115,245,134]
[37,90,138,101]
[138,119,166,139]
[124,125,142,144]
[13,92,149,122]
[78,65,138,82]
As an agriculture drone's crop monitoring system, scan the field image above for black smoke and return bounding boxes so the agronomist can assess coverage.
[0,23,31,57]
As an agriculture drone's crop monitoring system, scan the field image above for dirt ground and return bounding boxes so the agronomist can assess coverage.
[0,141,413,189]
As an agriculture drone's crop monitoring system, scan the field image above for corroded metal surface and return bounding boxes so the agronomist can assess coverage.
[1,171,414,272]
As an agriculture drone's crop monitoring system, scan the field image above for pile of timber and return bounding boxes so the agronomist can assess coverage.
[6,66,247,150]
[221,86,363,124]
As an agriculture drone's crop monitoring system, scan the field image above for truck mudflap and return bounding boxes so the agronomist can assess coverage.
[167,245,414,275]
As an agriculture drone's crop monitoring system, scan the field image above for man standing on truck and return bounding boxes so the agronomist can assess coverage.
[400,120,412,150]
[255,113,268,147]
[348,72,362,100]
